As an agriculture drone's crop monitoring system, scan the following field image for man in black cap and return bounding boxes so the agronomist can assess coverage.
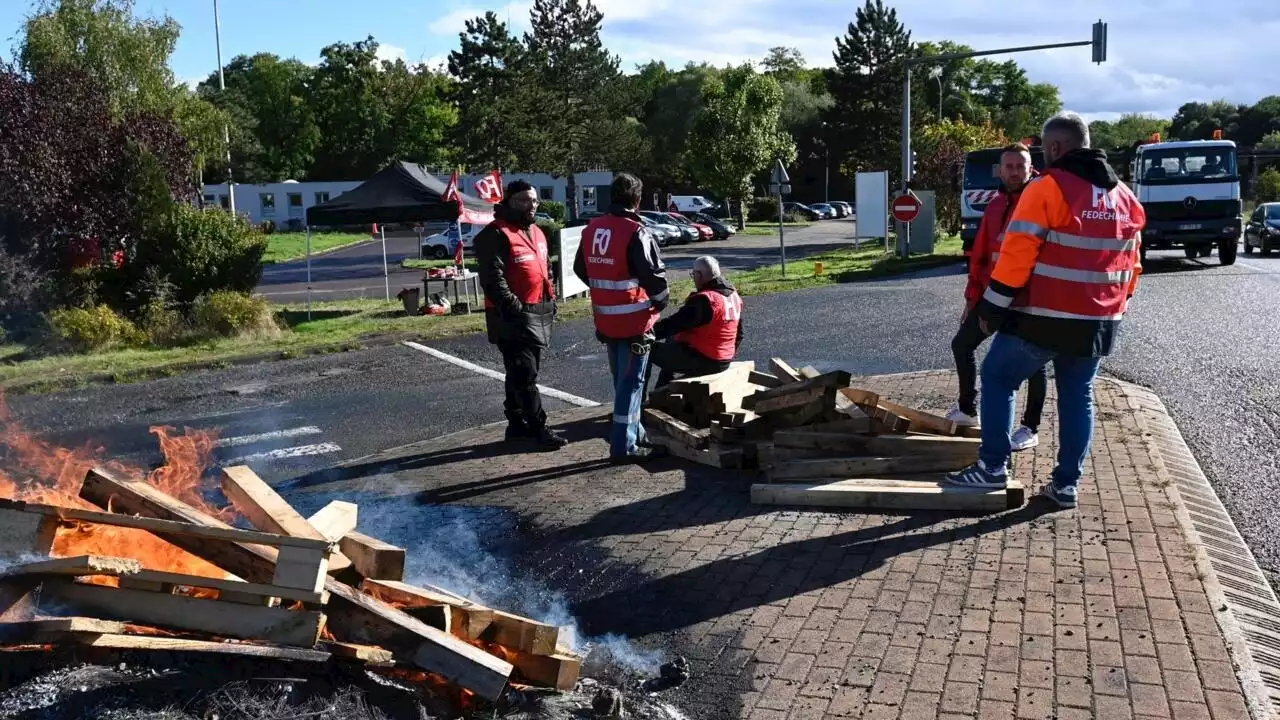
[473,180,567,450]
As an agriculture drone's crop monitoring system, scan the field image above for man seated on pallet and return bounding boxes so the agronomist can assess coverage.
[647,256,744,391]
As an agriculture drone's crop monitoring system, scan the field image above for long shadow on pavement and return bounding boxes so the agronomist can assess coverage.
[570,500,1057,639]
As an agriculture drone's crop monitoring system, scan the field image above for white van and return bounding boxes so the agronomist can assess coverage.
[669,195,717,213]
[421,221,483,259]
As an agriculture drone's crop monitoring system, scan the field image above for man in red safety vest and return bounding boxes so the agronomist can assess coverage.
[574,173,671,463]
[649,255,743,389]
[475,179,568,451]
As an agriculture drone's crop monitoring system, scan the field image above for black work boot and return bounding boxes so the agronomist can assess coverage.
[609,444,668,465]
[504,423,531,442]
[530,426,569,451]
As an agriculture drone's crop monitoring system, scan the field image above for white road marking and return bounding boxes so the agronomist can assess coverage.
[222,442,342,465]
[213,426,324,448]
[179,401,291,421]
[1236,260,1274,274]
[401,341,601,408]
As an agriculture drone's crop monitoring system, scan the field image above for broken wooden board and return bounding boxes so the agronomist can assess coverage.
[308,502,359,542]
[747,371,782,388]
[511,651,583,690]
[642,408,709,449]
[956,425,982,438]
[742,370,851,410]
[768,358,803,383]
[797,366,822,380]
[709,420,744,444]
[360,579,495,641]
[0,507,58,559]
[486,610,569,657]
[2,499,332,552]
[322,640,395,665]
[0,616,127,642]
[751,476,1025,512]
[219,466,352,573]
[768,454,977,481]
[39,580,326,647]
[653,436,744,470]
[839,390,953,435]
[340,531,406,581]
[0,554,326,605]
[751,385,831,415]
[773,431,980,463]
[79,467,514,700]
[35,631,332,662]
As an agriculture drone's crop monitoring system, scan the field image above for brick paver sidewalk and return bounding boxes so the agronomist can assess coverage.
[318,370,1259,720]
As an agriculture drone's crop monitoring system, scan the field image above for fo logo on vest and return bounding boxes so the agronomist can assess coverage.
[592,228,612,256]
[724,294,743,322]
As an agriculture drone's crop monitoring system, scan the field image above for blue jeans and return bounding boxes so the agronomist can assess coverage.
[607,341,650,457]
[979,332,1102,491]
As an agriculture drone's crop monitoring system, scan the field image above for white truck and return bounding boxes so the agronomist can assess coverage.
[958,145,1046,255]
[1128,139,1241,265]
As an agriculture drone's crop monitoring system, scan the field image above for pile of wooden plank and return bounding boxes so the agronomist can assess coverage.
[0,465,582,704]
[644,357,1023,512]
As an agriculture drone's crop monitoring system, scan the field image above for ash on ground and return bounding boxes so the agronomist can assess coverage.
[0,649,692,720]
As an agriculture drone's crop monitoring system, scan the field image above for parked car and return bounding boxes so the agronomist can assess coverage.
[564,211,604,228]
[535,212,554,224]
[421,221,481,259]
[827,201,853,218]
[663,212,713,241]
[808,202,838,219]
[684,212,736,240]
[637,214,683,247]
[1243,202,1280,255]
[783,202,821,221]
[640,211,695,244]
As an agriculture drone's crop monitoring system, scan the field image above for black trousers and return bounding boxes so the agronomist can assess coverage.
[498,343,547,430]
[649,340,731,389]
[951,311,1047,431]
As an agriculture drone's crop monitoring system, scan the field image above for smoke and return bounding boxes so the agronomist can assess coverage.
[281,489,663,673]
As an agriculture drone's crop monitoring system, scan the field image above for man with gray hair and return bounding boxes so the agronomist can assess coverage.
[944,111,1146,510]
[648,255,744,389]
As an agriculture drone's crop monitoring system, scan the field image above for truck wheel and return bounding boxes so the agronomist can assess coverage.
[1219,238,1237,266]
[1264,237,1274,257]
[1184,246,1199,260]
[431,245,449,259]
[1244,237,1254,255]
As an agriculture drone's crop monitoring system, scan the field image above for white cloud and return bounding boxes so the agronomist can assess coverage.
[376,43,408,64]
[428,2,533,37]
[422,54,449,72]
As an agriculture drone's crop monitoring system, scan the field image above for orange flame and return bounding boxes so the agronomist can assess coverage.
[0,388,232,579]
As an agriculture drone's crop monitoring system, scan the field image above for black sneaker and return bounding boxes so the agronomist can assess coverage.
[530,427,569,451]
[609,445,668,465]
[504,424,531,442]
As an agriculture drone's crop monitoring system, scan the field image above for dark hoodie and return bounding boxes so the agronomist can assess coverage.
[978,148,1129,358]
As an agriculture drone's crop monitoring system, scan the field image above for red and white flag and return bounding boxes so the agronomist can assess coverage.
[473,170,503,204]
[441,170,462,208]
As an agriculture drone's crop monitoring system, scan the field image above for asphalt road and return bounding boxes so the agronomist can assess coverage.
[10,243,1280,593]
[254,219,859,301]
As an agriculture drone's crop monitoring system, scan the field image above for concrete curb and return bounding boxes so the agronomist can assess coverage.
[1110,377,1279,720]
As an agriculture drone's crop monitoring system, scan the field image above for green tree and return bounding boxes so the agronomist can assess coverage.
[199,53,319,182]
[1089,113,1170,151]
[1237,96,1280,147]
[379,60,457,168]
[1259,131,1280,151]
[968,60,1061,139]
[447,12,532,171]
[1169,100,1243,141]
[824,0,914,187]
[524,0,643,218]
[913,120,1008,232]
[687,65,794,229]
[1258,167,1280,203]
[633,62,721,187]
[760,46,805,80]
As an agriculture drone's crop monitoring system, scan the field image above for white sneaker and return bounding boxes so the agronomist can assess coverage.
[946,406,979,427]
[1011,425,1039,451]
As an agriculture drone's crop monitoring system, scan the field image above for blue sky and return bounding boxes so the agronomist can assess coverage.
[2,0,1277,123]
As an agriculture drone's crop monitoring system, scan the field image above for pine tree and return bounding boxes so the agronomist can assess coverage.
[447,12,530,171]
[823,0,914,186]
[524,0,641,218]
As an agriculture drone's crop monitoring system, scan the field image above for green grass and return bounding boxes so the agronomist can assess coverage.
[739,222,812,236]
[262,232,371,264]
[0,236,962,393]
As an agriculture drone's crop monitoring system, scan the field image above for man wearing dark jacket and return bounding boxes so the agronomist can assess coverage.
[574,173,670,463]
[649,255,743,388]
[474,180,567,450]
[944,112,1146,509]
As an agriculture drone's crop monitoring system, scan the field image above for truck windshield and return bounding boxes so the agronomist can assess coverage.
[1138,147,1238,185]
[964,148,1047,190]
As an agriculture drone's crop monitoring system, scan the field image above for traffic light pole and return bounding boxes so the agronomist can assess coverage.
[898,21,1107,259]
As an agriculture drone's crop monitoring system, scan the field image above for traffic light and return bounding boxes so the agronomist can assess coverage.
[910,151,917,177]
[1091,20,1107,64]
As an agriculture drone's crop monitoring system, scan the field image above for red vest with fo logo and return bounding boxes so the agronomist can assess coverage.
[483,220,554,310]
[583,214,659,339]
[1015,169,1145,321]
[676,289,742,361]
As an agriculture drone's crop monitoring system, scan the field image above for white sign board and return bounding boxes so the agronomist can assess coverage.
[556,226,589,299]
[855,171,889,239]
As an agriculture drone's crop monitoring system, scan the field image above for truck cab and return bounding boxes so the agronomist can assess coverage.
[958,146,1046,253]
[1129,139,1240,265]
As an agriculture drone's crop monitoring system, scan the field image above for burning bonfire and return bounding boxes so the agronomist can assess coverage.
[0,392,583,714]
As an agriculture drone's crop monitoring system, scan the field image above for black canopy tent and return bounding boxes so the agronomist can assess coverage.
[304,161,493,226]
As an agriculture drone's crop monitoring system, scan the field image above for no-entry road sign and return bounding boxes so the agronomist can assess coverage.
[892,193,921,223]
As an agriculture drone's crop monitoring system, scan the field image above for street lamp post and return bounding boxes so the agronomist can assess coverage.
[929,67,943,119]
[213,0,235,215]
